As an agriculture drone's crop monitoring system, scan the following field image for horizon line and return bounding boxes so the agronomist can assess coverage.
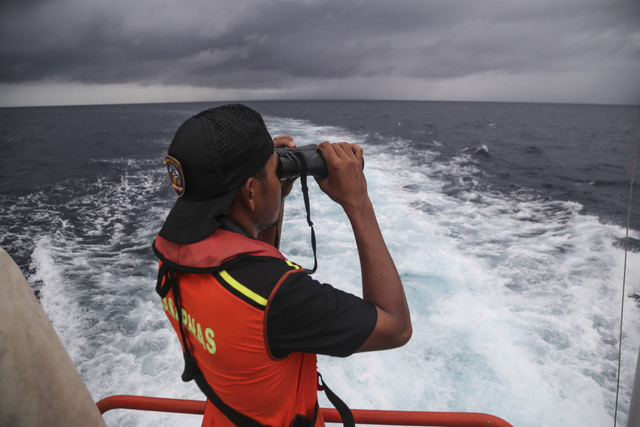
[2,98,638,109]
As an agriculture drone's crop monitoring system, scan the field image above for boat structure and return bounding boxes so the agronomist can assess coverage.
[1,244,637,426]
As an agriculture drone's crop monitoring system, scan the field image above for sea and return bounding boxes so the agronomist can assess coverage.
[1,100,639,427]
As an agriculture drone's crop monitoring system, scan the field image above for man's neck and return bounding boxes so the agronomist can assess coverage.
[218,216,253,239]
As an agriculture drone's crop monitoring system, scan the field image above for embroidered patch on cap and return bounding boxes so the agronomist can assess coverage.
[165,155,185,197]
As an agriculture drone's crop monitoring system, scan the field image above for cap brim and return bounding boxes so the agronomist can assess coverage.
[159,189,237,244]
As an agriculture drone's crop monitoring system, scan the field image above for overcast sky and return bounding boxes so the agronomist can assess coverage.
[1,0,639,107]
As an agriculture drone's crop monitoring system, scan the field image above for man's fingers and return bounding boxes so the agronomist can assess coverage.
[274,136,296,148]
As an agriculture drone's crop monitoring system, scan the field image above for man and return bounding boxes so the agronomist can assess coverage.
[153,104,411,426]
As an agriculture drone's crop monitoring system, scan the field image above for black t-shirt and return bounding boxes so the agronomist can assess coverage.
[267,272,377,358]
[222,255,378,359]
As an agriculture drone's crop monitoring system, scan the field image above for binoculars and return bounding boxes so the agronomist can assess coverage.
[276,144,364,180]
[276,144,328,180]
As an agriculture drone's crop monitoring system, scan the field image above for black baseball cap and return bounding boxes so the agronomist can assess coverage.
[159,104,274,243]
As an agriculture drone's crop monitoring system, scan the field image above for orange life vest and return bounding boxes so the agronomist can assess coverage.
[154,230,323,427]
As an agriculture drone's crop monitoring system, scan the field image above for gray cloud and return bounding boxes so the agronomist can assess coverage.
[0,0,638,104]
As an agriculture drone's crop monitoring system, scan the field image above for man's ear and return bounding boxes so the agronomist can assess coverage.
[238,177,256,211]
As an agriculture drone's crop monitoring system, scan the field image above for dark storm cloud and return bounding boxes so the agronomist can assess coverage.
[0,0,639,100]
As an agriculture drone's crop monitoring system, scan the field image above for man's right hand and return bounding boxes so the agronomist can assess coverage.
[315,141,368,213]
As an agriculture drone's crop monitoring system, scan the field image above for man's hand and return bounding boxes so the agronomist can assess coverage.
[273,135,296,148]
[315,141,368,213]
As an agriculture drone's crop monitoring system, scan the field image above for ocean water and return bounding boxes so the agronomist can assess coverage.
[1,101,639,427]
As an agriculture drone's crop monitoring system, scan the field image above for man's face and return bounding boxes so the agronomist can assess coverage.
[253,153,281,232]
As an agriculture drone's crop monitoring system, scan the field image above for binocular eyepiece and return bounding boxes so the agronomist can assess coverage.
[276,144,364,180]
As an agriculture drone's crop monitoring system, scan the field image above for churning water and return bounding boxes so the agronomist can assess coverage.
[1,101,638,426]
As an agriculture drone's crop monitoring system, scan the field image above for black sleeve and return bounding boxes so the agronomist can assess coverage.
[266,272,377,359]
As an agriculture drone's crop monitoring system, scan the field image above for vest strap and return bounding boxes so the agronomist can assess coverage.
[317,373,355,427]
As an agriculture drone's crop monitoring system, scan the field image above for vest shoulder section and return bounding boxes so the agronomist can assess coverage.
[220,255,305,308]
[153,230,285,269]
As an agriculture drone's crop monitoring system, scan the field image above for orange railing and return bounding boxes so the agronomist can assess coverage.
[97,395,513,426]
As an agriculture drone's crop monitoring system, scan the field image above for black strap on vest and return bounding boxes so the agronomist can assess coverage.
[318,373,355,427]
[155,257,354,426]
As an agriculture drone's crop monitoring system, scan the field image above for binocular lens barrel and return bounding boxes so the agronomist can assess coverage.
[276,144,365,181]
[276,144,328,180]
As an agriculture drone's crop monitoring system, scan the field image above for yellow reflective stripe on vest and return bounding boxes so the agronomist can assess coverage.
[285,260,300,269]
[219,270,268,307]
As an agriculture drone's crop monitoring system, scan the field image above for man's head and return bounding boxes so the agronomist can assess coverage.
[159,104,274,243]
